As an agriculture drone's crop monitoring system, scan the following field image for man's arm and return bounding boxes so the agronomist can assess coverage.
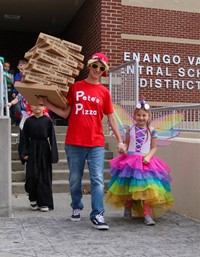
[107,113,126,153]
[39,97,71,119]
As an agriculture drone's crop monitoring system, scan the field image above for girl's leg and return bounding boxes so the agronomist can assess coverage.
[125,200,132,208]
[144,203,152,216]
[144,202,155,225]
[124,200,132,219]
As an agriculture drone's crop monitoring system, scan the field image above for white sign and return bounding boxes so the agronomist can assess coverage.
[124,52,200,90]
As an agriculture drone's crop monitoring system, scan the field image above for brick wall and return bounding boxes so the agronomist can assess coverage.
[0,1,199,103]
[62,0,123,80]
[64,1,199,103]
[120,6,200,103]
[122,6,199,40]
[122,40,200,103]
[100,0,122,68]
[61,0,102,80]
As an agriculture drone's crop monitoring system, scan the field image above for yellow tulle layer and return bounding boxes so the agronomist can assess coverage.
[106,183,174,218]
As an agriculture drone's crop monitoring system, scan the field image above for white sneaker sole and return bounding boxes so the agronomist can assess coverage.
[92,224,109,230]
[30,206,38,211]
[40,207,49,212]
[144,220,156,226]
[71,217,81,221]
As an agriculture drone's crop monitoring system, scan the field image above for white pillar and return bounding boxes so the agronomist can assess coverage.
[0,116,12,216]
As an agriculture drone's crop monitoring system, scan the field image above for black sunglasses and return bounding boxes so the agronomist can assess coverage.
[91,63,106,72]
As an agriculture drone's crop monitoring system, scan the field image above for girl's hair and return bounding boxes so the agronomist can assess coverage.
[4,61,10,65]
[134,106,151,141]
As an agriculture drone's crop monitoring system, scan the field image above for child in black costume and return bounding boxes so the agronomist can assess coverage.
[18,105,58,212]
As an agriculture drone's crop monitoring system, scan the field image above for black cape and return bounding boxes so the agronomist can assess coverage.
[18,115,59,209]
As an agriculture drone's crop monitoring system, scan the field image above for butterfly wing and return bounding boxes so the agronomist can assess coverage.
[151,113,184,146]
[112,104,133,141]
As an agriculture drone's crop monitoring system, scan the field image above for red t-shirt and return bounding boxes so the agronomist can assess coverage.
[65,80,114,147]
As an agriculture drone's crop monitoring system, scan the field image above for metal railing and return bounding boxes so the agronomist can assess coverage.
[151,104,200,132]
[104,103,200,135]
[107,60,200,134]
[109,59,139,116]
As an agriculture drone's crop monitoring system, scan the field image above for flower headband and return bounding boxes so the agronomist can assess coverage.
[136,98,150,110]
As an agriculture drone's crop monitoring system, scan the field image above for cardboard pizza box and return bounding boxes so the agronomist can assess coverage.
[39,46,79,69]
[22,75,51,85]
[14,82,67,108]
[23,70,68,85]
[56,84,69,96]
[26,62,60,77]
[43,38,84,63]
[24,51,33,60]
[36,32,82,52]
[41,43,84,70]
[29,38,84,69]
[28,62,74,82]
[27,41,47,53]
[66,48,84,62]
[24,41,47,59]
[32,51,80,77]
[32,51,61,66]
[28,59,73,77]
[26,48,81,75]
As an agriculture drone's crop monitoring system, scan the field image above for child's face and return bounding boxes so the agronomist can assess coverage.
[3,62,10,72]
[30,105,45,116]
[17,62,27,73]
[134,109,150,127]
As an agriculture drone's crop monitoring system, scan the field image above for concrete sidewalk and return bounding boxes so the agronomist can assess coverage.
[0,193,200,257]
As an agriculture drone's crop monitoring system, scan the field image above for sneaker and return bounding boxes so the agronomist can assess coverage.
[144,216,156,226]
[92,213,109,230]
[124,207,132,219]
[71,209,81,221]
[30,201,38,211]
[40,206,49,212]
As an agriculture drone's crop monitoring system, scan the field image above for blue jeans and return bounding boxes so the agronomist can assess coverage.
[65,144,105,220]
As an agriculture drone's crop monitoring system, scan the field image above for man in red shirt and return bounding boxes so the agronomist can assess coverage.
[39,52,126,230]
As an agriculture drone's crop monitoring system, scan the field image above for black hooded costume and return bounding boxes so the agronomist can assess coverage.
[18,115,59,209]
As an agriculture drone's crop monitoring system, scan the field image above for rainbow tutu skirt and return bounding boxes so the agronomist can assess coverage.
[106,153,174,218]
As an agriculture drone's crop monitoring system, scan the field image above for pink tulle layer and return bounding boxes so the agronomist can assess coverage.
[110,154,170,175]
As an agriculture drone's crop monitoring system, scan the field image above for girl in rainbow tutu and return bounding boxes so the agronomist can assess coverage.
[106,99,174,225]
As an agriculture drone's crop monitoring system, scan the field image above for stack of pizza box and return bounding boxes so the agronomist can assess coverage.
[15,33,84,108]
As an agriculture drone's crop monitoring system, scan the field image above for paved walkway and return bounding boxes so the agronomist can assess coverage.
[0,193,200,257]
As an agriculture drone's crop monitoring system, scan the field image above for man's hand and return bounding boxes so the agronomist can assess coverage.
[117,143,127,154]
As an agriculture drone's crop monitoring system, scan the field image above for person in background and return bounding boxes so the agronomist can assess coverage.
[0,57,13,115]
[3,60,15,119]
[6,59,28,125]
[39,52,126,230]
[0,56,6,108]
[18,104,58,212]
[3,61,14,102]
[106,98,174,225]
[13,58,27,92]
[0,56,4,64]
